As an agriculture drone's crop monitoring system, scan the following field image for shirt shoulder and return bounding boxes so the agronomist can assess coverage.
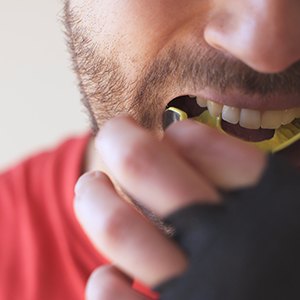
[0,134,90,203]
[0,133,105,300]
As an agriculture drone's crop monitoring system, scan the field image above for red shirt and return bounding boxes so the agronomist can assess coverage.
[0,135,157,300]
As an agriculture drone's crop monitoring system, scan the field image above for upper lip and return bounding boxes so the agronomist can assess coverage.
[167,87,300,111]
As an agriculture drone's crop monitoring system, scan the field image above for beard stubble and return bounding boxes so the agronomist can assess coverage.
[63,2,300,136]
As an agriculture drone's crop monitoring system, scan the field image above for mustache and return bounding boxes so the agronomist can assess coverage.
[140,43,300,97]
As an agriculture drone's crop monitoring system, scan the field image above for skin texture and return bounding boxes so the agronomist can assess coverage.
[63,0,300,298]
[75,117,266,299]
[64,0,300,133]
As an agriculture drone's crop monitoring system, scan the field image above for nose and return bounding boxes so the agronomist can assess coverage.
[204,0,300,73]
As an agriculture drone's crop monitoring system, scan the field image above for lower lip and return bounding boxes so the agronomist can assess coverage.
[199,87,300,111]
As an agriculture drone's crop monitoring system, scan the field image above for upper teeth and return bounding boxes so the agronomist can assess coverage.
[194,96,300,130]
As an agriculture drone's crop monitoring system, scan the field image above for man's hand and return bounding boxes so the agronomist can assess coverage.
[74,115,266,299]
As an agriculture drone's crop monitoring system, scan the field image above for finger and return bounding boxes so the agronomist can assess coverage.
[95,115,220,217]
[74,171,187,287]
[164,120,267,189]
[86,265,148,300]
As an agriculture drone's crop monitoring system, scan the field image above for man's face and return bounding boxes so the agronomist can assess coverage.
[64,0,300,141]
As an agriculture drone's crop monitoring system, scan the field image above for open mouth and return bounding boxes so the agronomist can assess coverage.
[163,95,300,153]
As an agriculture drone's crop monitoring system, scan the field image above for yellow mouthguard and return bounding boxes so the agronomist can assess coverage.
[165,107,300,153]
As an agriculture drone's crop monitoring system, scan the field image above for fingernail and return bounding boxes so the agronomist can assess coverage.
[74,171,102,195]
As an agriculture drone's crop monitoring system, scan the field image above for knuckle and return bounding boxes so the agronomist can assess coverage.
[118,137,156,177]
[99,205,133,249]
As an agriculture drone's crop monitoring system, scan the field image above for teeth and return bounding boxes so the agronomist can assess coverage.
[189,95,300,129]
[222,105,240,124]
[240,109,261,129]
[196,96,207,108]
[207,100,222,117]
[261,110,283,129]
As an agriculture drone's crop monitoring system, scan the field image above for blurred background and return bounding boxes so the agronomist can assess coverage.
[0,0,88,171]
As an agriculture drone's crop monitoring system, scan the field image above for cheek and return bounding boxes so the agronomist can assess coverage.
[71,0,209,79]
[95,1,183,56]
[102,0,210,49]
[74,0,194,73]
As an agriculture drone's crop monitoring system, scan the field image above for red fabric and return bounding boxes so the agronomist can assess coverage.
[0,134,157,300]
[0,134,104,299]
[134,281,160,299]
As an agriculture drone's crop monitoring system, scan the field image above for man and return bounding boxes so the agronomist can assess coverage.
[1,0,300,299]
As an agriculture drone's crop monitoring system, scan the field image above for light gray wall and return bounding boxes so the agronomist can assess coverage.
[0,0,88,171]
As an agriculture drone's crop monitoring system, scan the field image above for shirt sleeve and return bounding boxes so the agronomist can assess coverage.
[155,156,300,300]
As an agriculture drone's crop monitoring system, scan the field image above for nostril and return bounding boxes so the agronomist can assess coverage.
[204,8,300,74]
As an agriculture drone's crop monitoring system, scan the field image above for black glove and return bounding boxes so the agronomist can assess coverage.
[155,156,300,300]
